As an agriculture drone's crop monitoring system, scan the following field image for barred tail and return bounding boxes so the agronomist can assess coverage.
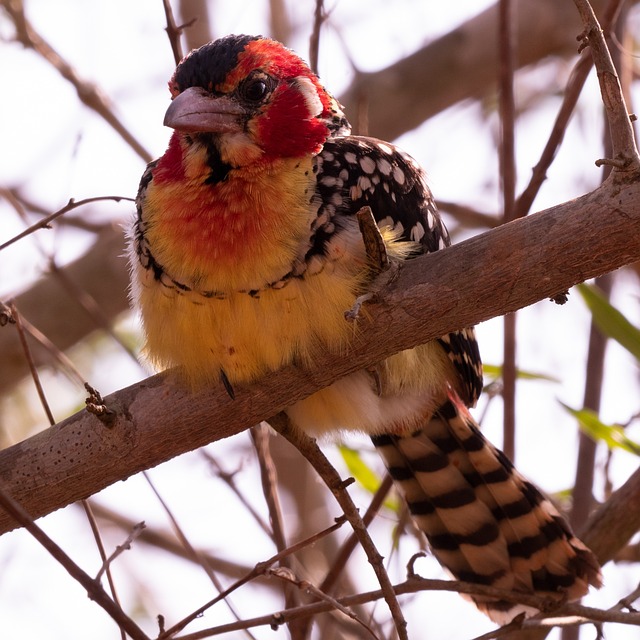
[371,390,601,622]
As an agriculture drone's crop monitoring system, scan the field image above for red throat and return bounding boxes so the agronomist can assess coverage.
[152,133,186,183]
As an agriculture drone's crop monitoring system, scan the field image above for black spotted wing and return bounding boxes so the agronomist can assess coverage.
[312,135,483,406]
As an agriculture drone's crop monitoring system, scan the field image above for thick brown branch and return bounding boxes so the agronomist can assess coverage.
[0,176,639,537]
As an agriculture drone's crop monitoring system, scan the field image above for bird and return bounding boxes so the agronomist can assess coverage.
[129,34,601,622]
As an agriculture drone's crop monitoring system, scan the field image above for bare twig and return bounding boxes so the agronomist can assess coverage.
[573,0,640,173]
[515,0,626,217]
[250,423,301,632]
[142,471,256,639]
[162,0,185,64]
[95,520,146,581]
[250,424,288,554]
[88,500,260,579]
[498,0,518,462]
[170,575,640,639]
[308,0,325,75]
[159,516,347,639]
[81,501,127,640]
[200,450,272,536]
[0,485,149,640]
[268,413,409,640]
[268,567,381,639]
[0,188,108,233]
[8,302,56,425]
[319,474,394,595]
[6,309,85,387]
[1,0,152,162]
[0,196,133,252]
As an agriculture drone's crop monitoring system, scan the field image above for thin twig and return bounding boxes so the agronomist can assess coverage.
[6,310,85,387]
[161,0,197,65]
[1,0,152,162]
[9,303,56,425]
[249,424,300,627]
[268,413,409,640]
[250,424,289,554]
[95,520,146,581]
[319,473,394,595]
[171,575,640,640]
[159,517,347,639]
[308,0,324,74]
[573,0,640,173]
[515,0,626,217]
[10,300,130,636]
[200,450,272,536]
[295,473,394,640]
[88,500,260,580]
[0,485,149,640]
[0,188,108,233]
[81,501,128,640]
[0,195,133,252]
[498,0,517,462]
[143,471,258,640]
[268,567,381,639]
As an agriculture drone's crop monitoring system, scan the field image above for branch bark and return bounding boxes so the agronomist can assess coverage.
[1,174,639,537]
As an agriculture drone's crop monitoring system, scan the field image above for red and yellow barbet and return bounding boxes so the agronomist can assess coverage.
[130,35,601,621]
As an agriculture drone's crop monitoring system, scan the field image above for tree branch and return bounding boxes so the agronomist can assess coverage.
[0,175,639,537]
[339,0,625,139]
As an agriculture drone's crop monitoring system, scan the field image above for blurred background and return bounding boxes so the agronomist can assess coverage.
[0,1,639,638]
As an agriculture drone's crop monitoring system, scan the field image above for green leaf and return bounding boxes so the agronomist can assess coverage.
[577,283,640,361]
[560,403,640,456]
[482,364,559,383]
[338,445,400,512]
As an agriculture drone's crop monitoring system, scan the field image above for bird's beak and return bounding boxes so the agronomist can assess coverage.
[164,87,245,134]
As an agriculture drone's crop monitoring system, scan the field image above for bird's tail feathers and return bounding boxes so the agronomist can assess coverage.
[371,389,601,622]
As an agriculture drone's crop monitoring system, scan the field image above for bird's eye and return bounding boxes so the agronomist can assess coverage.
[239,75,272,103]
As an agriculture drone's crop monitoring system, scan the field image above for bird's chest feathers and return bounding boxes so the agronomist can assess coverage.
[145,153,317,291]
[137,253,366,388]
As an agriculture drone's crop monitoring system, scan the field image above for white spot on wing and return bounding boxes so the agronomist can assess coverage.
[377,158,392,175]
[344,151,357,164]
[393,166,406,185]
[411,222,425,242]
[358,176,372,191]
[359,156,376,174]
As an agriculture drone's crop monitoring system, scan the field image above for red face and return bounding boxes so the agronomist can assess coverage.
[163,36,339,161]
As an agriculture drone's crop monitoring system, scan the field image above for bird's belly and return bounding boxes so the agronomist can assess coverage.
[135,258,365,388]
[134,251,453,434]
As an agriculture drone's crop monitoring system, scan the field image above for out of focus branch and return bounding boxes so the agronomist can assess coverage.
[339,0,633,140]
[0,228,130,394]
[1,0,153,163]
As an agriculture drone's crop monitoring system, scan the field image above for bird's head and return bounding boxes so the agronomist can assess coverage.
[162,35,349,173]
